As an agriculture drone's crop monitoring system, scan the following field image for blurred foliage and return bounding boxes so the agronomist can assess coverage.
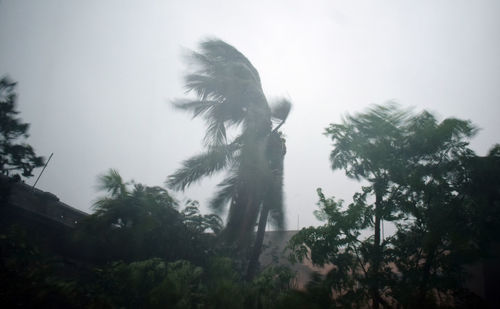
[0,76,44,178]
[73,169,221,264]
[1,169,297,308]
[1,226,297,308]
[288,104,497,308]
[2,96,499,308]
[167,40,292,281]
[0,226,88,308]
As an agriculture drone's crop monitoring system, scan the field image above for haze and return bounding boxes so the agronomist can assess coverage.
[1,0,499,229]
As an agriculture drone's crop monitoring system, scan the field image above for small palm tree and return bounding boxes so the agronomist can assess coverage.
[167,39,291,277]
[79,169,222,263]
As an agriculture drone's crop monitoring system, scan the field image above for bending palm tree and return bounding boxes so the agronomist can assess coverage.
[167,39,291,277]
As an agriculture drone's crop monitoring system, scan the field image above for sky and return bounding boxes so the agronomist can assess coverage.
[1,0,499,229]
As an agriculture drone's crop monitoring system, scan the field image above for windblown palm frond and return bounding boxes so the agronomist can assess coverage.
[270,98,292,133]
[175,39,269,146]
[167,143,238,191]
[195,39,261,86]
[208,174,239,214]
[172,99,220,118]
[271,99,292,122]
[97,168,129,198]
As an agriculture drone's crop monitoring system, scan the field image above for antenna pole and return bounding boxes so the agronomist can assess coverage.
[32,153,53,189]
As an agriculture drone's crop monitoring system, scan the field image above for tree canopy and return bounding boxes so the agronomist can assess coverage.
[288,103,494,308]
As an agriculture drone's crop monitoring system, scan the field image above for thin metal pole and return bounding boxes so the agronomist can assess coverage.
[32,153,53,189]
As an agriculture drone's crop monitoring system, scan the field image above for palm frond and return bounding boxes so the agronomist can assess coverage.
[208,175,239,214]
[97,169,128,197]
[167,144,237,191]
[199,39,261,85]
[184,73,227,101]
[204,118,227,146]
[270,98,292,133]
[172,99,220,118]
[271,99,292,123]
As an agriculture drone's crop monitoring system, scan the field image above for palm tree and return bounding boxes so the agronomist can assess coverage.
[79,169,223,264]
[81,169,184,261]
[167,39,291,277]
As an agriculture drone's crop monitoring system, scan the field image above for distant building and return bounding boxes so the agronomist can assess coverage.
[0,175,87,258]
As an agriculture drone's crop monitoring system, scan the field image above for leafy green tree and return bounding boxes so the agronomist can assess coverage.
[289,104,484,308]
[167,39,291,278]
[323,103,411,308]
[383,110,480,308]
[0,76,44,178]
[288,188,377,308]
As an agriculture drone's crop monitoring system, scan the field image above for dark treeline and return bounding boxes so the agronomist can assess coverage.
[1,39,500,308]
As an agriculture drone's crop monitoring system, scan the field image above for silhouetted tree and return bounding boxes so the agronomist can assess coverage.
[385,110,479,308]
[0,76,44,179]
[167,39,291,279]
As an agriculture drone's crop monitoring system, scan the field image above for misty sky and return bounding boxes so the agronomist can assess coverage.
[1,0,499,229]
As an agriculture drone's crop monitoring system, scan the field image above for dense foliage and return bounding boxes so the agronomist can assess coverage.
[1,225,296,308]
[73,169,222,264]
[288,104,499,308]
[1,169,297,308]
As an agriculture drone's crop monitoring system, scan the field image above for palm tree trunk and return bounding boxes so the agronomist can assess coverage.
[246,202,270,281]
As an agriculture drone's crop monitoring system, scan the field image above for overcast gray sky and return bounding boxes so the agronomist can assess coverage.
[1,0,499,229]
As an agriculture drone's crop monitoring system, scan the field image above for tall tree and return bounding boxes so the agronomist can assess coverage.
[167,39,291,277]
[386,110,479,308]
[289,104,483,308]
[0,76,44,179]
[324,103,410,308]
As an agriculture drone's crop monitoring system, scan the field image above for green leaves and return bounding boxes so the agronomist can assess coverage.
[182,200,223,234]
[325,103,409,181]
[290,103,488,307]
[96,168,128,197]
